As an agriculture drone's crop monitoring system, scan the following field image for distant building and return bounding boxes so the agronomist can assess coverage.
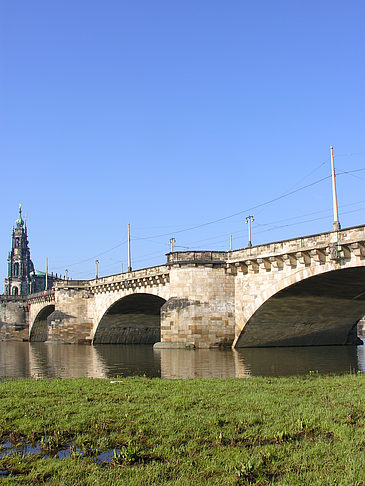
[4,206,59,295]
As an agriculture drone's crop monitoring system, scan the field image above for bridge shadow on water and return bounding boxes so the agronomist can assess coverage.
[0,340,363,379]
[234,344,363,377]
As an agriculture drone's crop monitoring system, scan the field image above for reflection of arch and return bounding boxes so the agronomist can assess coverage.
[29,305,55,342]
[235,267,365,348]
[12,286,19,296]
[94,293,166,344]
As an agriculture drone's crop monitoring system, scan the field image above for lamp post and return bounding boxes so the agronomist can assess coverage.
[127,223,132,272]
[330,145,341,231]
[45,257,48,290]
[95,260,99,279]
[245,216,254,248]
[65,269,68,280]
[169,238,176,252]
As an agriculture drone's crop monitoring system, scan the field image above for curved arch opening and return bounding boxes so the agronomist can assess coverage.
[30,305,55,342]
[94,293,166,344]
[235,267,365,348]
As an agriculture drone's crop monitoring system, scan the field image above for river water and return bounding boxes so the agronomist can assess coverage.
[0,340,364,379]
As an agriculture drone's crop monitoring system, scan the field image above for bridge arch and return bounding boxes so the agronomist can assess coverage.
[93,293,166,344]
[234,264,365,348]
[29,304,55,342]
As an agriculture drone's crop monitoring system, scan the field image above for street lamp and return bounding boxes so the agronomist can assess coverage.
[169,238,176,252]
[330,145,341,231]
[95,260,99,279]
[245,216,254,248]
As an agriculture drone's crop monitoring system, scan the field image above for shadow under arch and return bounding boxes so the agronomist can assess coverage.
[235,266,365,348]
[93,293,166,344]
[29,305,55,342]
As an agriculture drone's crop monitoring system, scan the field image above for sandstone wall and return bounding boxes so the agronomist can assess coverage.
[46,287,93,343]
[0,298,29,341]
[159,265,235,348]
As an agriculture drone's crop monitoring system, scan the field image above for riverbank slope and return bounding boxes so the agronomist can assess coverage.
[0,375,364,485]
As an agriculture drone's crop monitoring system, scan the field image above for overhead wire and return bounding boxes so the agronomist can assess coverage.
[74,202,365,279]
[133,168,365,242]
[133,175,333,241]
[53,166,365,271]
[53,240,128,270]
[254,206,365,236]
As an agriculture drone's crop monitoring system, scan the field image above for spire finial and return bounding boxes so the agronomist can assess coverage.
[16,204,24,227]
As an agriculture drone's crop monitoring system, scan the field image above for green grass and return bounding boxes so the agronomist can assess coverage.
[0,374,364,485]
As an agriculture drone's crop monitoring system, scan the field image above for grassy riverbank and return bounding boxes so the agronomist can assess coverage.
[0,374,364,485]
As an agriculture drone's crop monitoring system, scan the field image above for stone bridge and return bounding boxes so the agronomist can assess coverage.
[1,225,365,348]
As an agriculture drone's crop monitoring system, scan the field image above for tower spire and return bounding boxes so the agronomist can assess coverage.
[16,204,24,227]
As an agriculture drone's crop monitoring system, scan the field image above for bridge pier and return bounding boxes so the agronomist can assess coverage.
[36,285,93,344]
[155,255,235,349]
[0,297,28,341]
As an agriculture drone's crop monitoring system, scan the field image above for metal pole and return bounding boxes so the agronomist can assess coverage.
[95,260,99,279]
[330,145,341,231]
[121,263,123,274]
[128,223,132,272]
[169,238,176,252]
[230,234,232,251]
[45,257,48,290]
[245,216,254,248]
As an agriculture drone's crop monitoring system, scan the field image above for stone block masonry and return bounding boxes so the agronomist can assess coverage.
[0,296,29,341]
[159,265,235,348]
[1,225,365,348]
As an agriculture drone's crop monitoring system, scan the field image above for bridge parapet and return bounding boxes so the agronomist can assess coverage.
[228,226,365,275]
[0,295,27,303]
[89,265,170,294]
[26,289,55,304]
[167,251,227,266]
[54,280,89,290]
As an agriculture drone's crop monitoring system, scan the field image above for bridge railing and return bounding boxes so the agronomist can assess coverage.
[167,251,227,265]
[0,294,27,302]
[0,290,54,302]
[26,289,55,301]
[228,224,365,262]
[54,280,89,289]
[88,265,170,286]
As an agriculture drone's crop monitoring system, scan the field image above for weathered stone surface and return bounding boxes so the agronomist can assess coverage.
[231,226,365,347]
[1,225,365,348]
[153,342,195,349]
[0,298,29,341]
[159,265,235,348]
[0,321,29,341]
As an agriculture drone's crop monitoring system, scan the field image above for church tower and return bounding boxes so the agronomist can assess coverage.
[4,205,35,296]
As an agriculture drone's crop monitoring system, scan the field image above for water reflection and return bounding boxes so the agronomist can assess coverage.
[235,345,360,377]
[156,348,244,379]
[94,345,161,378]
[28,343,107,379]
[0,341,363,379]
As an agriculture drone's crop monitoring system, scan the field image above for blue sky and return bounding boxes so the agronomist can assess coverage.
[1,0,365,287]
